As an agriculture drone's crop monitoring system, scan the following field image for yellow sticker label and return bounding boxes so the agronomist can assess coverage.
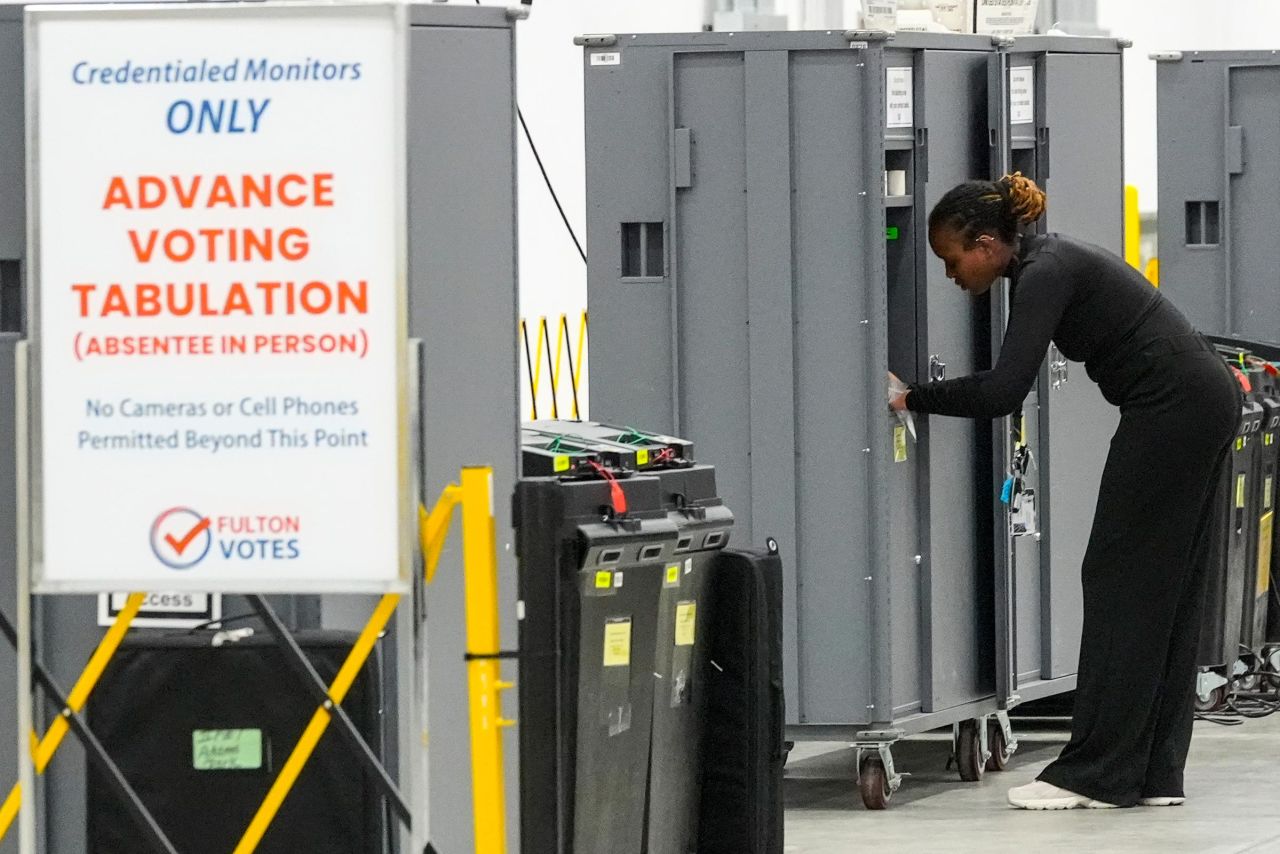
[1019,414,1027,447]
[1258,512,1274,598]
[1237,473,1247,509]
[1237,438,1245,452]
[1267,476,1274,512]
[1267,433,1275,447]
[554,455,571,473]
[894,426,907,463]
[603,619,631,667]
[636,449,650,466]
[665,564,680,585]
[595,571,613,589]
[675,601,697,647]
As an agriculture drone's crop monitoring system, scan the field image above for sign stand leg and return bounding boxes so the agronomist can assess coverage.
[15,340,35,854]
[407,338,430,854]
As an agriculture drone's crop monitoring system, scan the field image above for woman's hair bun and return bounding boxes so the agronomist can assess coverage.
[999,172,1047,224]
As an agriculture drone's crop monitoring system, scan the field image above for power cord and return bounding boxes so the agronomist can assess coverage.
[519,109,587,264]
[476,0,587,264]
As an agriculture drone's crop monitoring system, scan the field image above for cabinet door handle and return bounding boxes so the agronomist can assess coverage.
[929,354,947,382]
[1049,345,1068,389]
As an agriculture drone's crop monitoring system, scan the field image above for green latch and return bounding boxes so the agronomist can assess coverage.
[616,427,656,446]
[886,226,900,240]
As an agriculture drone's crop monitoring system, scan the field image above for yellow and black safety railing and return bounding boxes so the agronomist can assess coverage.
[233,465,513,854]
[1,465,514,854]
[522,310,587,421]
[0,592,181,852]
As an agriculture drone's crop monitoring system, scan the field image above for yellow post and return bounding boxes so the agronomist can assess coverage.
[0,592,146,843]
[540,317,559,419]
[531,317,546,419]
[1124,185,1141,270]
[1146,257,1160,288]
[573,311,588,419]
[460,467,512,854]
[520,319,536,420]
[232,593,400,854]
[419,484,463,584]
[552,313,567,414]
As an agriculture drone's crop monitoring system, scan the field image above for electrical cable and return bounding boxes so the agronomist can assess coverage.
[587,459,627,516]
[519,109,587,264]
[477,0,586,264]
[1195,659,1280,725]
[183,612,258,633]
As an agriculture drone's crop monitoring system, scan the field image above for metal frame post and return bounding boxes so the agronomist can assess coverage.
[13,338,34,854]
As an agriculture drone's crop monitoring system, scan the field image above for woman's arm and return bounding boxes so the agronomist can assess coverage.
[906,256,1072,419]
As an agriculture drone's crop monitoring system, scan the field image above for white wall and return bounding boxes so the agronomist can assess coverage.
[1098,0,1280,213]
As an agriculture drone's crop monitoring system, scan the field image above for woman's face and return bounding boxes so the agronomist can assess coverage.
[928,227,1010,296]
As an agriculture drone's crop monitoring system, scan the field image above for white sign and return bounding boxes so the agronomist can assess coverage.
[97,592,222,629]
[975,0,1040,36]
[886,66,914,129]
[28,4,410,593]
[863,1,898,30]
[1009,66,1035,125]
[589,52,621,67]
[927,0,973,33]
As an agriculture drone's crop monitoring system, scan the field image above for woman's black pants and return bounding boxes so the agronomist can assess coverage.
[1036,339,1241,806]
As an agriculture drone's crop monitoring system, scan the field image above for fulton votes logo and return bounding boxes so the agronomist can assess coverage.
[150,509,302,570]
[150,507,213,569]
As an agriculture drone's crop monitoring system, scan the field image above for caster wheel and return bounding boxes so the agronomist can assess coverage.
[956,719,985,782]
[1194,686,1226,713]
[1238,673,1262,693]
[985,719,1012,772]
[1266,650,1280,691]
[859,755,892,810]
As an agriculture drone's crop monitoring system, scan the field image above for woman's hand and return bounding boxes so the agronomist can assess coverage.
[887,372,910,413]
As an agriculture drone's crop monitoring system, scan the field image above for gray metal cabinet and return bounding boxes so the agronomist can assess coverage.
[582,31,1006,798]
[1156,51,1280,346]
[406,9,521,852]
[992,37,1125,704]
[583,29,1128,803]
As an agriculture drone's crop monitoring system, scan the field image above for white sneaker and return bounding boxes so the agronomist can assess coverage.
[1007,780,1118,810]
[1138,797,1186,807]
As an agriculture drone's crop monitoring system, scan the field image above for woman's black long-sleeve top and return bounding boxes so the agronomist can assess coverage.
[905,233,1194,418]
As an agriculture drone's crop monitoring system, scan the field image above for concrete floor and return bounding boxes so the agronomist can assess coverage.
[785,714,1280,853]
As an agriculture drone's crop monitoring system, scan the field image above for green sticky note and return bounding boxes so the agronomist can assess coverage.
[886,226,900,240]
[193,729,263,771]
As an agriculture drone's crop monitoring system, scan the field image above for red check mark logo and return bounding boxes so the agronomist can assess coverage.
[164,517,211,555]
